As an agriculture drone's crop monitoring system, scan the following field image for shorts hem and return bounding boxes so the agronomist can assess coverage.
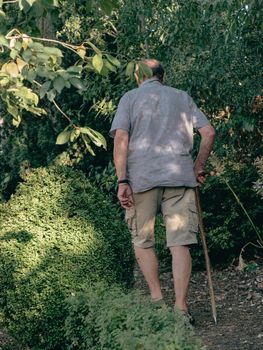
[133,242,155,249]
[166,240,198,247]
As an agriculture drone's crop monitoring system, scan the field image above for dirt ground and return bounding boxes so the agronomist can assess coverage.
[135,261,263,350]
[1,262,262,350]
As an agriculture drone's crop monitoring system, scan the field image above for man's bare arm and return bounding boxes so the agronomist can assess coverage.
[194,124,215,183]
[114,129,129,181]
[114,129,133,208]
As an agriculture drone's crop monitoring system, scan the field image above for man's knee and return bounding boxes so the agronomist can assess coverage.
[169,245,190,254]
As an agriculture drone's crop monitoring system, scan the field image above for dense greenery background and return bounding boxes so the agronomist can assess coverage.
[0,0,262,348]
[0,0,262,266]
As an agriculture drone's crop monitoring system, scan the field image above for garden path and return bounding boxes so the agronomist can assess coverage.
[135,261,263,350]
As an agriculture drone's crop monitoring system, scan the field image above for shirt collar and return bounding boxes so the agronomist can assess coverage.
[140,77,161,87]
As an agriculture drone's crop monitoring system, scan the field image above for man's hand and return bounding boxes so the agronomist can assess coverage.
[117,183,134,209]
[194,165,206,185]
[194,124,215,185]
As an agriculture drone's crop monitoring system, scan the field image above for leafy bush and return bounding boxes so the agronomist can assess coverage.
[65,281,205,350]
[0,166,134,349]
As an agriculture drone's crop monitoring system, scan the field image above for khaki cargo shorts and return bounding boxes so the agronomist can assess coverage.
[125,187,198,248]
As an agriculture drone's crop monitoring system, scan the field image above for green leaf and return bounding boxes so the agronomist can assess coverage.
[67,66,82,75]
[104,60,116,72]
[106,54,120,67]
[69,129,80,142]
[81,134,95,156]
[57,70,69,80]
[80,127,107,149]
[53,76,65,93]
[69,77,85,90]
[43,46,63,57]
[125,61,135,77]
[39,81,51,99]
[14,41,22,51]
[36,66,49,78]
[36,52,51,63]
[26,69,37,82]
[137,65,143,81]
[86,41,101,55]
[24,105,46,116]
[10,49,18,60]
[29,42,45,52]
[92,54,104,73]
[11,86,39,105]
[56,130,71,145]
[0,76,10,87]
[7,104,19,118]
[22,49,33,62]
[98,65,109,77]
[12,116,21,127]
[99,0,115,15]
[47,89,56,101]
[140,62,153,79]
[0,35,9,47]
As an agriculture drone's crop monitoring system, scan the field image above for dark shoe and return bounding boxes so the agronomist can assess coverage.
[182,310,195,326]
[174,307,195,326]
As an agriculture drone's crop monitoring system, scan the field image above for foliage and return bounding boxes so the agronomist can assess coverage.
[0,165,134,349]
[253,157,263,198]
[0,0,262,265]
[65,281,205,350]
[0,0,120,157]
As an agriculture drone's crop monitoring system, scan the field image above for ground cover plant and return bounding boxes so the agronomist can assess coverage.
[0,165,134,349]
[65,281,205,350]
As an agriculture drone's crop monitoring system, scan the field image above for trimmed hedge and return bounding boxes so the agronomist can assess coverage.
[0,166,134,349]
[65,282,205,350]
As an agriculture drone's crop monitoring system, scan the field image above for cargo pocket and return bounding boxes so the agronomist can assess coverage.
[125,207,137,240]
[189,202,198,233]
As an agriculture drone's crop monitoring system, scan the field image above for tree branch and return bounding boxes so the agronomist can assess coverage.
[3,0,19,4]
[52,99,75,126]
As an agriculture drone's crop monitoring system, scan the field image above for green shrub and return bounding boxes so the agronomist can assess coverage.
[0,166,134,349]
[65,282,205,350]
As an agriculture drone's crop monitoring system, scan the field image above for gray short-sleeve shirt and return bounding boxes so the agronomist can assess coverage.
[110,78,210,193]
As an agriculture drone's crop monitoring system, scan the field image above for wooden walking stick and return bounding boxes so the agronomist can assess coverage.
[195,186,217,325]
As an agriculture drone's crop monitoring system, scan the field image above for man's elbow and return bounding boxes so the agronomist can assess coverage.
[207,125,216,139]
[199,124,215,140]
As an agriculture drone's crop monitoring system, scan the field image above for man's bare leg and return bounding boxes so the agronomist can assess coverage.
[170,245,192,311]
[134,246,163,300]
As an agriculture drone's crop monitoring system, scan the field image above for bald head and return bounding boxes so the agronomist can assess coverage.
[142,59,164,81]
[134,59,165,85]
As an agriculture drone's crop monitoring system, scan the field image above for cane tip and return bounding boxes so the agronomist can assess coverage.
[213,316,218,325]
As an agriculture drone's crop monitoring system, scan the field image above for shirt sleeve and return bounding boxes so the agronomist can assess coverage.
[189,97,210,130]
[109,92,131,137]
